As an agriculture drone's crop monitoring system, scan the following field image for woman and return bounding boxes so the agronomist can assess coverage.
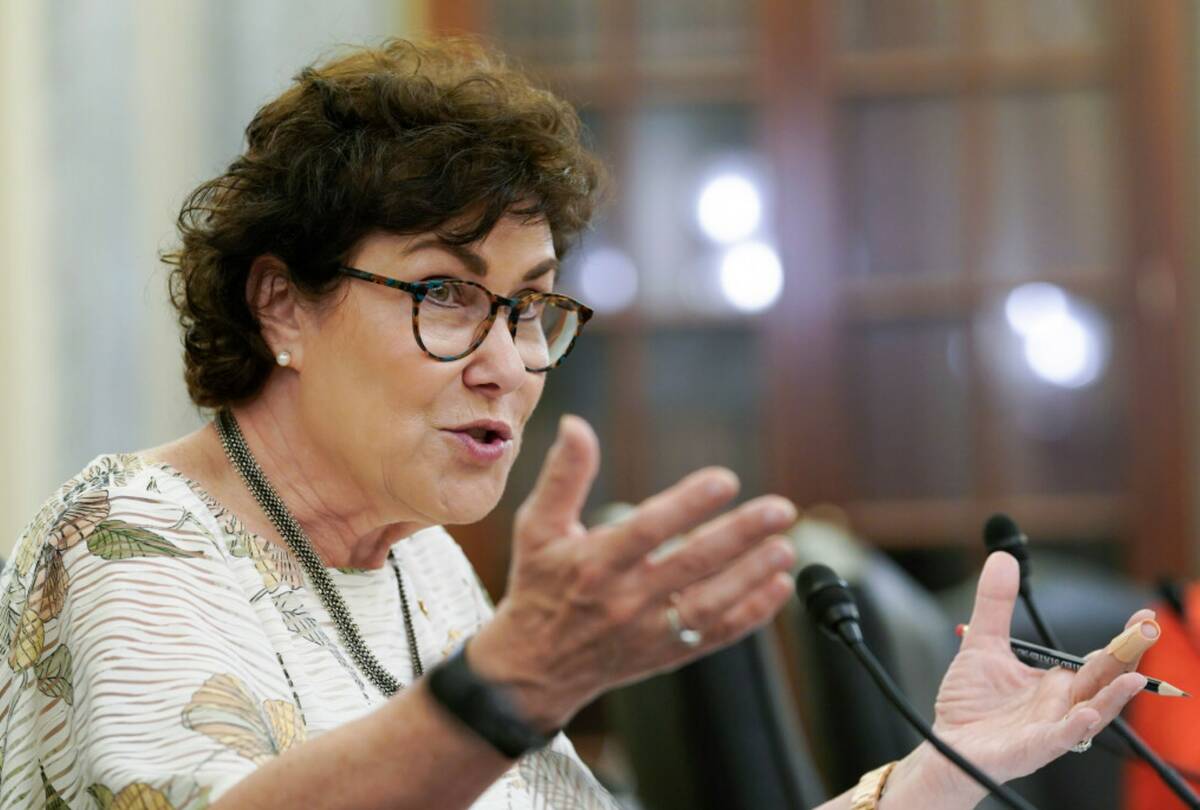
[0,38,1155,810]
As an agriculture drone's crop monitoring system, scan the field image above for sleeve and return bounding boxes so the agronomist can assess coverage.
[0,466,305,809]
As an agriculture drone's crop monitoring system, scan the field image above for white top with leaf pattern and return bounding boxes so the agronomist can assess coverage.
[0,454,616,810]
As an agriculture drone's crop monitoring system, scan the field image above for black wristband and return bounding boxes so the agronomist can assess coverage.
[428,645,556,759]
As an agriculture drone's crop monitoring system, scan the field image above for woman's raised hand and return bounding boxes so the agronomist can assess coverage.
[879,552,1157,809]
[469,414,797,731]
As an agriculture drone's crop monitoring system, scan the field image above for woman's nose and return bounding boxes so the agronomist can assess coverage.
[461,315,528,394]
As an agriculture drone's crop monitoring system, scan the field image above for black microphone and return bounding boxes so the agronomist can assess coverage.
[799,564,863,645]
[981,514,1200,809]
[798,564,1038,810]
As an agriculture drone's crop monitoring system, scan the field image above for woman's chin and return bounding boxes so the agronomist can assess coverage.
[434,489,503,527]
[440,508,497,527]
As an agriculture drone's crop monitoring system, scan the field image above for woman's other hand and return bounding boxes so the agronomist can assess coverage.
[468,414,797,730]
[882,552,1156,808]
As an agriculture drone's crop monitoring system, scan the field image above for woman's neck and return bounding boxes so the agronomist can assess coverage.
[235,396,422,568]
[147,387,426,569]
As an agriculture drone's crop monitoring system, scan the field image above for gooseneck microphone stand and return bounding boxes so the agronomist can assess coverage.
[984,515,1200,810]
[799,565,1038,810]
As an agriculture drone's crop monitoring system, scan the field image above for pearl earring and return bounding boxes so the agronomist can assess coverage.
[276,350,292,367]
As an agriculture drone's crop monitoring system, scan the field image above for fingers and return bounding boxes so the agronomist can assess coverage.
[515,415,600,543]
[640,496,797,595]
[1125,608,1157,630]
[1069,617,1160,704]
[1080,609,1156,662]
[667,535,795,632]
[961,552,1021,650]
[709,571,795,643]
[1054,704,1100,752]
[598,466,741,571]
[1054,672,1147,750]
[681,571,795,654]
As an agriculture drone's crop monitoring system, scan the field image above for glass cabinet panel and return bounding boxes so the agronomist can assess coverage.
[842,99,964,276]
[848,321,972,499]
[981,0,1108,54]
[837,0,962,52]
[636,0,754,66]
[643,328,764,496]
[984,90,1118,278]
[625,104,762,317]
[488,0,602,66]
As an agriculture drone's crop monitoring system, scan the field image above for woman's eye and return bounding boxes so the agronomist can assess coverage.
[425,285,457,305]
[518,298,546,321]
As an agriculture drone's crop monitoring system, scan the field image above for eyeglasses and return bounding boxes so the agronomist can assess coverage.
[337,266,593,372]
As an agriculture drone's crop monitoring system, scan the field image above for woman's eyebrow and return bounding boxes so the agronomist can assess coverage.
[523,259,558,282]
[402,239,559,281]
[403,239,487,276]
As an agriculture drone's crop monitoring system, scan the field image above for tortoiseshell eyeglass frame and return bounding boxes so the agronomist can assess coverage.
[336,265,594,372]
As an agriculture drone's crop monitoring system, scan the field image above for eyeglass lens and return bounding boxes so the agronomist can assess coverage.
[418,281,578,369]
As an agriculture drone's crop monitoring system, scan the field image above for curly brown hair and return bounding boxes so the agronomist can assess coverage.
[166,37,606,409]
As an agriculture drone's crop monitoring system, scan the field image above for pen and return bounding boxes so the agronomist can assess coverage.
[956,624,1190,698]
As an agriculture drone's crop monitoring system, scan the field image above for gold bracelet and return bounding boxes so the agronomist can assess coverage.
[850,761,899,810]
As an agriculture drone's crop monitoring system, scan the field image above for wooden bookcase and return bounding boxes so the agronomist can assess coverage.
[428,0,1197,596]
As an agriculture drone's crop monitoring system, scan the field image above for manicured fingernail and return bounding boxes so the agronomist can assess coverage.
[769,541,795,568]
[763,501,797,528]
[1106,620,1161,663]
[705,470,737,498]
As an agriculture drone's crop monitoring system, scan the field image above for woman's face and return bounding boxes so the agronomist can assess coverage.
[294,216,554,527]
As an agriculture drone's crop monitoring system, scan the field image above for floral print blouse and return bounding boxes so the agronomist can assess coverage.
[0,454,616,809]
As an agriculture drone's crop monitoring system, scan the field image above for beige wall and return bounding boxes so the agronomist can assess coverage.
[0,0,56,555]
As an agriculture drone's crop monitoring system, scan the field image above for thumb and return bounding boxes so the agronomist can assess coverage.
[516,414,600,542]
[962,552,1020,650]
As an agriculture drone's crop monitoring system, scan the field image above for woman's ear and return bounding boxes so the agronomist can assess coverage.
[246,255,303,369]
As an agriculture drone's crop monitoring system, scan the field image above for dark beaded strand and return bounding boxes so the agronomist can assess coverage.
[388,550,424,678]
[215,409,423,696]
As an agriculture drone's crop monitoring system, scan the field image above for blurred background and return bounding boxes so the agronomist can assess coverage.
[2,0,1198,807]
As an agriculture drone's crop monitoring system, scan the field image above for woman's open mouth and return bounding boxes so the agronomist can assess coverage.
[443,421,514,463]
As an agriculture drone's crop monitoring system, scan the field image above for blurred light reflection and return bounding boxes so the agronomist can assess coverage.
[696,172,762,244]
[578,247,639,314]
[1005,282,1068,336]
[1004,283,1107,389]
[719,241,783,312]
